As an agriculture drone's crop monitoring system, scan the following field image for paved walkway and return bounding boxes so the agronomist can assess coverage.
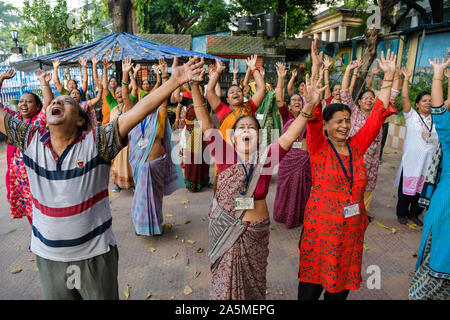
[0,141,423,300]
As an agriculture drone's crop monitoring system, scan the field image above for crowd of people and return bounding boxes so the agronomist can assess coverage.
[0,38,449,300]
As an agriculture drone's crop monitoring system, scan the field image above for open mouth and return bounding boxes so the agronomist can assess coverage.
[20,106,29,113]
[51,106,64,116]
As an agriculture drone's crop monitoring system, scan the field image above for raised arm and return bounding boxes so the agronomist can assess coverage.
[157,58,170,116]
[349,63,360,96]
[444,68,450,109]
[279,73,326,151]
[152,64,161,91]
[117,57,204,138]
[87,83,103,108]
[232,66,239,86]
[366,65,379,90]
[0,69,17,133]
[353,50,397,153]
[400,67,412,113]
[92,56,100,91]
[191,78,213,133]
[323,56,332,100]
[275,62,287,108]
[121,57,135,113]
[52,59,65,94]
[246,55,266,107]
[342,60,361,91]
[37,69,54,111]
[206,59,225,111]
[102,57,113,95]
[79,58,88,94]
[287,69,297,97]
[429,57,450,109]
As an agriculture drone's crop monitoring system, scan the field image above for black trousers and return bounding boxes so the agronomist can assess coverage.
[396,171,424,218]
[379,122,389,159]
[298,281,350,300]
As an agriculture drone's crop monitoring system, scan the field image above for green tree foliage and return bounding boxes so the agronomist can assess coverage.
[17,0,109,51]
[135,0,223,34]
[0,1,22,60]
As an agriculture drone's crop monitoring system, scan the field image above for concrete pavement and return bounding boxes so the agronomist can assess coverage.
[0,141,423,300]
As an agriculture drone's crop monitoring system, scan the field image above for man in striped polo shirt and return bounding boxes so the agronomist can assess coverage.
[0,57,205,299]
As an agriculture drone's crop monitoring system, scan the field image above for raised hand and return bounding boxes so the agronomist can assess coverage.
[376,49,397,75]
[245,55,258,71]
[428,57,450,73]
[0,68,16,81]
[445,67,450,79]
[347,59,362,71]
[291,69,298,79]
[158,58,168,75]
[260,67,265,78]
[151,64,159,73]
[215,58,226,74]
[401,67,412,81]
[171,56,205,86]
[122,57,134,74]
[303,71,327,108]
[37,69,52,84]
[276,62,287,78]
[323,56,332,69]
[92,56,99,66]
[233,66,239,75]
[52,59,61,68]
[79,57,87,68]
[102,57,114,69]
[311,38,324,69]
[372,65,379,74]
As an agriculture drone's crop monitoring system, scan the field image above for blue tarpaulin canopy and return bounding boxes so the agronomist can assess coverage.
[12,32,227,72]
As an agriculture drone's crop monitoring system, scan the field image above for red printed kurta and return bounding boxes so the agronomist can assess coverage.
[299,98,395,293]
[4,107,46,221]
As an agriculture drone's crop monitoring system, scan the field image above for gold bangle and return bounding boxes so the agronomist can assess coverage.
[380,84,392,89]
[300,110,313,118]
[161,74,169,79]
[433,78,444,81]
[193,103,207,108]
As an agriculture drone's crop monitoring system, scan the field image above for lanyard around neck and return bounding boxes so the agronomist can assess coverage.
[327,139,353,194]
[231,106,243,121]
[417,112,433,133]
[236,152,256,195]
[140,116,147,138]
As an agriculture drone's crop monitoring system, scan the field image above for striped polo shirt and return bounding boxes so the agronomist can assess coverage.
[4,113,125,262]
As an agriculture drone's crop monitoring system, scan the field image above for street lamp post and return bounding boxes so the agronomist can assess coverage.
[10,30,23,55]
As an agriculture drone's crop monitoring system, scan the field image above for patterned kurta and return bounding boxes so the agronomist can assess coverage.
[299,98,395,293]
[3,106,46,220]
[340,89,399,191]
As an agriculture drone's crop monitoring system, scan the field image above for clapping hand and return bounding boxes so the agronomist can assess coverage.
[0,68,16,81]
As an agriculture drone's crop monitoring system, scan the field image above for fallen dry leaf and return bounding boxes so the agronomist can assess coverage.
[279,290,284,295]
[7,228,17,234]
[192,271,201,280]
[109,192,118,197]
[11,268,22,274]
[165,214,174,218]
[363,244,369,251]
[187,240,196,244]
[384,152,390,155]
[145,291,152,299]
[407,223,417,230]
[186,258,190,266]
[202,217,207,221]
[170,296,175,300]
[148,247,157,253]
[163,223,173,228]
[182,200,189,204]
[184,205,188,209]
[184,220,191,225]
[172,252,178,259]
[181,239,185,243]
[124,284,131,300]
[269,226,274,230]
[377,221,391,230]
[184,285,193,295]
[391,228,397,234]
[175,235,179,239]
[266,290,270,295]
[197,248,204,253]
[33,267,39,272]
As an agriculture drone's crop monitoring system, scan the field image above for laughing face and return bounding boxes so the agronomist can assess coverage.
[67,79,78,91]
[332,85,341,101]
[358,91,375,114]
[324,110,351,141]
[289,94,303,116]
[416,94,431,116]
[227,86,244,107]
[46,96,85,129]
[115,87,123,104]
[18,93,41,120]
[142,79,151,91]
[233,117,259,156]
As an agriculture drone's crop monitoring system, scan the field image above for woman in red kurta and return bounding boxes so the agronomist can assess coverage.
[298,49,398,300]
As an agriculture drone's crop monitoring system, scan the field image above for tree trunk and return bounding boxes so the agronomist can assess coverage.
[107,0,135,34]
[352,0,400,99]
